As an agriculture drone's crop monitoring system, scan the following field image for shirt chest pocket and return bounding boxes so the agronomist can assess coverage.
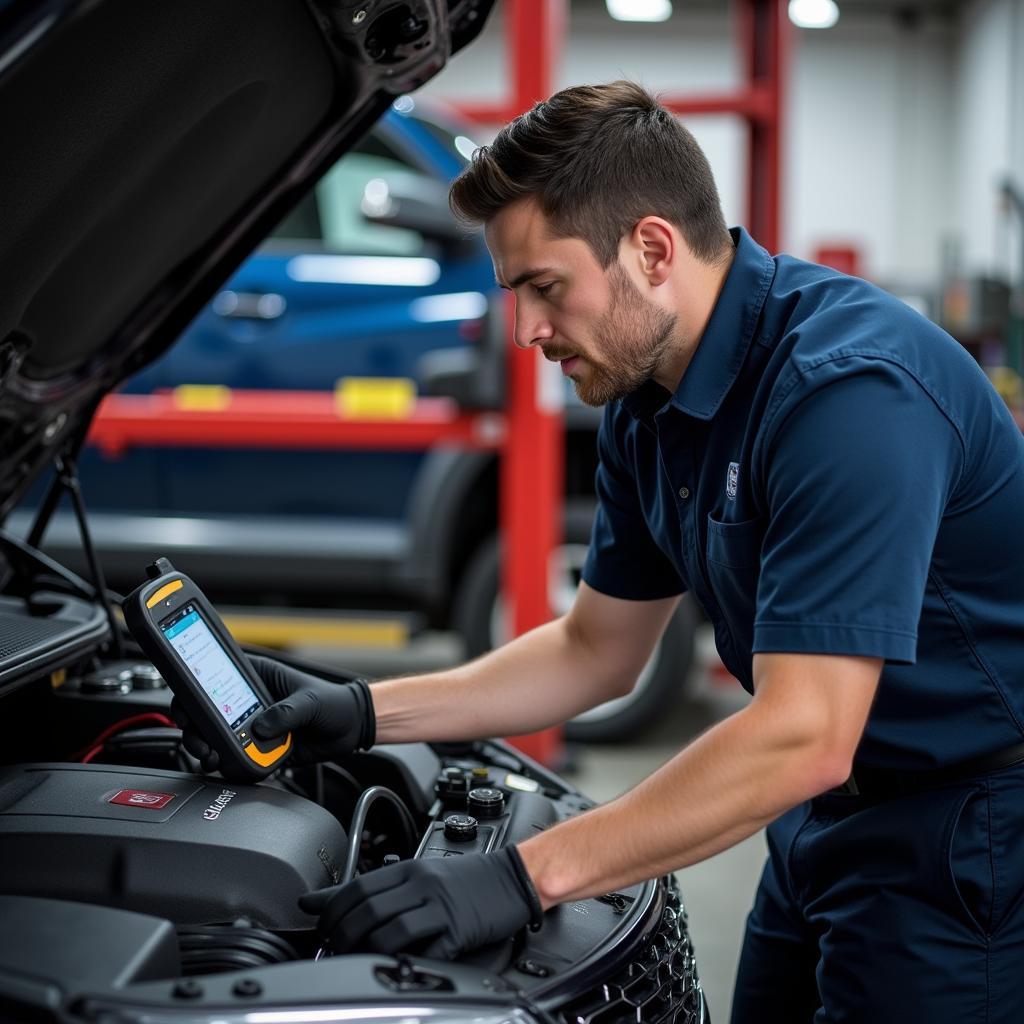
[706,515,766,677]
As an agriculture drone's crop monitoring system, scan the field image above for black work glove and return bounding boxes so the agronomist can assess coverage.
[298,846,544,958]
[174,654,375,772]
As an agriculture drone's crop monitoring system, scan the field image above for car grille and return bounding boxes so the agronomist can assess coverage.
[559,879,705,1024]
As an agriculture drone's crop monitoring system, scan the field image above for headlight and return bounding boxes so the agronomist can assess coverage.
[241,1010,538,1024]
[99,1004,541,1024]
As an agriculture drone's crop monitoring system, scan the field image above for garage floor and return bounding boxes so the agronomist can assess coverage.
[298,624,764,1024]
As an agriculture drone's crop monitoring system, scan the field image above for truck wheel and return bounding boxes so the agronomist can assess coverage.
[452,526,697,743]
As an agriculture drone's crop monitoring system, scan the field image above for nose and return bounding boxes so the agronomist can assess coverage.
[512,297,553,350]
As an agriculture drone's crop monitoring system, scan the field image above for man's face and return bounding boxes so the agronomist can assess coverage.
[486,199,677,406]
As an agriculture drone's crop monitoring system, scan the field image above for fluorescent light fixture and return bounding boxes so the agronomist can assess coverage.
[606,0,672,22]
[788,0,839,29]
[409,291,488,323]
[287,255,441,288]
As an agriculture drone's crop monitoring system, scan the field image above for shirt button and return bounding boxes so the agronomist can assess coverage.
[678,486,690,500]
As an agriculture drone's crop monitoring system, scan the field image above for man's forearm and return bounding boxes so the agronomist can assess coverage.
[370,615,626,744]
[516,699,849,909]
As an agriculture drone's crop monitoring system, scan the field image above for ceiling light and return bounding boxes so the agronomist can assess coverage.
[606,0,672,23]
[788,0,839,28]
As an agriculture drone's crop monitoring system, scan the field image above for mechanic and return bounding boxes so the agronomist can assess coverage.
[183,81,1024,1021]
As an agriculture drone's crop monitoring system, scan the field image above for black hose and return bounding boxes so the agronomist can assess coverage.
[341,785,418,884]
[177,925,299,976]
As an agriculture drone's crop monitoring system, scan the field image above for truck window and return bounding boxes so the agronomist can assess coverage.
[269,133,424,257]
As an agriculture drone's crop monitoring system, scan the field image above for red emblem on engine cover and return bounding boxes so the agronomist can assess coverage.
[109,789,175,809]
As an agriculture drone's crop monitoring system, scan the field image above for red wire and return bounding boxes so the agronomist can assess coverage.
[73,712,178,763]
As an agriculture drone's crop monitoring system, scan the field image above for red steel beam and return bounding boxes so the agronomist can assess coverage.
[500,297,565,768]
[660,87,774,122]
[454,1,569,766]
[740,0,788,253]
[509,0,567,113]
[454,0,568,123]
[502,0,567,767]
[88,392,506,457]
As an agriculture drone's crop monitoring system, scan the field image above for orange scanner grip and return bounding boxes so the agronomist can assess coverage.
[242,732,292,767]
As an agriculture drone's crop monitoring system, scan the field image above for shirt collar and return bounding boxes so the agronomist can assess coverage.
[621,226,775,424]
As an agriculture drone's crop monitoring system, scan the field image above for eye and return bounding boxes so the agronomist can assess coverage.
[533,282,555,297]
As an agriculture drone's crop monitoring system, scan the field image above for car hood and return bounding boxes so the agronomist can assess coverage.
[0,0,493,521]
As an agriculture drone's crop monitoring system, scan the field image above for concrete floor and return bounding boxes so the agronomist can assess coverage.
[298,625,764,1024]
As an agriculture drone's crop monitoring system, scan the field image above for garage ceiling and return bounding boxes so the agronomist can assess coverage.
[572,0,967,21]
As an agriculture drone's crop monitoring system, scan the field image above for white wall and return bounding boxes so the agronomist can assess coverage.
[422,0,1021,287]
[786,12,953,281]
[951,0,1024,283]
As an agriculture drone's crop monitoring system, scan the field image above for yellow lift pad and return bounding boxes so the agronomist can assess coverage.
[221,612,409,650]
[173,384,233,411]
[335,377,416,419]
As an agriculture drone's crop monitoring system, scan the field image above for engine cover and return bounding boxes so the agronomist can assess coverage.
[0,763,347,929]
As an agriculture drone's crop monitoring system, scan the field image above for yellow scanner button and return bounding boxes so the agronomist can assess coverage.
[146,579,183,608]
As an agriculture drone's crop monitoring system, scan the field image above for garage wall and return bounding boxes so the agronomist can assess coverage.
[785,11,952,283]
[422,1,1020,287]
[951,0,1024,283]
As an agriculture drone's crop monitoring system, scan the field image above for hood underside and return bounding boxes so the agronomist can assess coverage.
[0,0,492,519]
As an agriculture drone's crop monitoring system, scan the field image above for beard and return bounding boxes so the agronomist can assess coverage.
[565,264,677,407]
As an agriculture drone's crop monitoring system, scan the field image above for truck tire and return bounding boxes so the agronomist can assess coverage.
[452,525,697,743]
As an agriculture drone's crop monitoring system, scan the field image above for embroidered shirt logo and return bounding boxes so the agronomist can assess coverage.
[726,462,739,501]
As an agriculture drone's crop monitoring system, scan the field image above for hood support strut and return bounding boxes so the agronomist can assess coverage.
[27,441,122,659]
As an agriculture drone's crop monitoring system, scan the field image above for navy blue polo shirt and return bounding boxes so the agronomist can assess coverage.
[582,227,1024,770]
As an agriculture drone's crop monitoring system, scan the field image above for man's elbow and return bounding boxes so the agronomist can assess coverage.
[767,710,858,800]
[603,670,642,701]
[800,745,855,797]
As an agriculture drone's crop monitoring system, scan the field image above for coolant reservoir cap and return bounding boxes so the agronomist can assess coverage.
[467,787,505,818]
[444,813,479,842]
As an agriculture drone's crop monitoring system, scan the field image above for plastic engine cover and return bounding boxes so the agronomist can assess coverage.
[0,763,347,929]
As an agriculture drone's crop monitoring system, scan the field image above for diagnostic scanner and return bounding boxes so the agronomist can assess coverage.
[124,558,292,781]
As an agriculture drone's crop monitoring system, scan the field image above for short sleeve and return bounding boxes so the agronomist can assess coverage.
[753,363,963,662]
[581,409,685,601]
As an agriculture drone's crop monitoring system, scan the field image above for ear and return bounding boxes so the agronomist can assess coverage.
[629,217,675,286]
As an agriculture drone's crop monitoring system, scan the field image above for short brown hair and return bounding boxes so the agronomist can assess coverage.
[450,80,731,267]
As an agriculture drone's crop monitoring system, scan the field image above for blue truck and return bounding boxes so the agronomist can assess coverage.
[25,97,696,741]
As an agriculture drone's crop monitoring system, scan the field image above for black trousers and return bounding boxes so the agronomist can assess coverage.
[730,763,1024,1023]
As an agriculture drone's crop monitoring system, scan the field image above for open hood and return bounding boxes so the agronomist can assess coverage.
[0,0,493,520]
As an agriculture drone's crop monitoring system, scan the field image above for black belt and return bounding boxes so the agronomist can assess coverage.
[829,740,1024,799]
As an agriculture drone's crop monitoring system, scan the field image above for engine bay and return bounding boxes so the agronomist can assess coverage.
[0,642,611,973]
[0,541,703,1024]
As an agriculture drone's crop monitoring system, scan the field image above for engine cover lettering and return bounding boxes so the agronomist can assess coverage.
[202,789,237,820]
